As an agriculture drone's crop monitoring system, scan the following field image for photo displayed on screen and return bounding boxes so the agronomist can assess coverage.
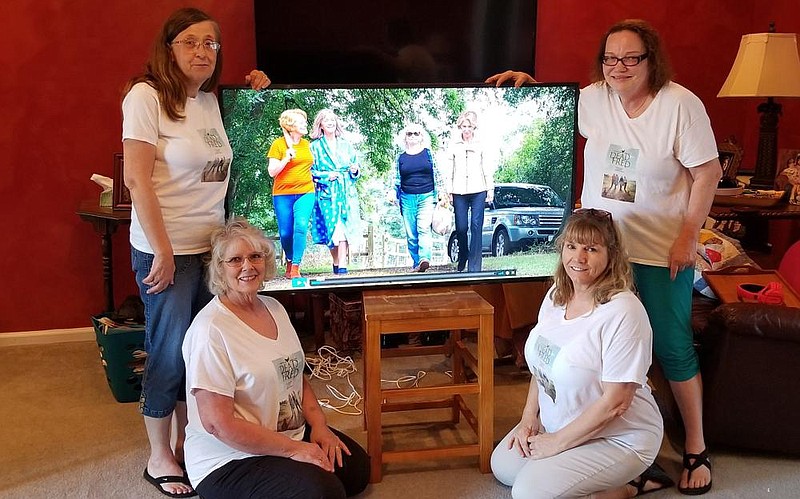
[219,84,578,292]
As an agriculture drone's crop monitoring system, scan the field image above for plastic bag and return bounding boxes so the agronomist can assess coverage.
[431,202,453,236]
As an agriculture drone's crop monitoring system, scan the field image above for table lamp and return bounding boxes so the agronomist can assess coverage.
[717,24,800,190]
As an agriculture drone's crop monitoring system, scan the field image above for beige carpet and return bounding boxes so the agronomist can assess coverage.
[0,340,798,498]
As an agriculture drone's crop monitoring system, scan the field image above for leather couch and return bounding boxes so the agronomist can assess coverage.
[697,302,800,455]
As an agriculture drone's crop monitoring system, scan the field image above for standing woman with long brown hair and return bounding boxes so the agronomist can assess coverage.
[122,7,269,497]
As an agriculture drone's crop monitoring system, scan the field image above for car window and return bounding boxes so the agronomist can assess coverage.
[494,186,564,208]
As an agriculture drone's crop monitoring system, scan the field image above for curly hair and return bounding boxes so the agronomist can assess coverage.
[279,109,308,134]
[550,210,634,307]
[206,218,277,296]
[590,19,674,95]
[123,8,223,122]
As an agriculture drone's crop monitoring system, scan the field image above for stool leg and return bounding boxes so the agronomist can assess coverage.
[478,313,494,473]
[450,329,463,423]
[365,318,383,483]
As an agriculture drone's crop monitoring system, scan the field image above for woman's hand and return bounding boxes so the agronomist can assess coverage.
[668,232,697,280]
[141,252,175,294]
[328,172,341,182]
[287,440,335,472]
[527,432,563,460]
[508,420,543,458]
[283,147,296,163]
[245,70,271,90]
[310,425,351,469]
[485,70,536,88]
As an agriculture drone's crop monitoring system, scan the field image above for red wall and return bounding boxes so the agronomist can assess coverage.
[1,0,798,332]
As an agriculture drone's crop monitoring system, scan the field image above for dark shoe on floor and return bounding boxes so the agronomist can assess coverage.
[678,449,712,495]
[418,260,430,272]
[143,468,197,498]
[629,462,675,496]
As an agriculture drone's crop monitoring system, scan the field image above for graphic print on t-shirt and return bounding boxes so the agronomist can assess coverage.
[273,351,306,432]
[198,128,230,182]
[533,336,560,403]
[601,144,638,203]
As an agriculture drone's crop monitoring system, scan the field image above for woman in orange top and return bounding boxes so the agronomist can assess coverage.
[267,109,315,278]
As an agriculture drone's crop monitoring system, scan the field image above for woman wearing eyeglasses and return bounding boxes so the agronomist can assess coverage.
[182,218,369,499]
[491,209,667,498]
[444,110,495,272]
[122,8,270,497]
[488,19,721,496]
[389,123,441,272]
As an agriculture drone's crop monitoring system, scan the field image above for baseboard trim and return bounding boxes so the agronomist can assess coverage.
[0,327,95,347]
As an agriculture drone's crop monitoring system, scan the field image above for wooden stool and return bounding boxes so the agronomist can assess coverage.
[361,288,494,483]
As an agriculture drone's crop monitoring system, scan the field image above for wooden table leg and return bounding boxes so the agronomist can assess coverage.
[365,317,383,483]
[478,312,494,473]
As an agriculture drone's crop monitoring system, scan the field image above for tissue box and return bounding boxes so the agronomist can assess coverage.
[91,315,147,403]
[99,189,112,207]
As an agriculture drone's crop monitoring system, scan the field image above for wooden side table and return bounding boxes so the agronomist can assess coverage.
[361,288,494,483]
[77,200,131,313]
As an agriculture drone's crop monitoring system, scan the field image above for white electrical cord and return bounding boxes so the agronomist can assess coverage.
[306,346,362,415]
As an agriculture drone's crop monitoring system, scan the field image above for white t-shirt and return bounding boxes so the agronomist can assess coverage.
[578,82,719,266]
[122,82,232,254]
[182,295,306,486]
[524,288,663,462]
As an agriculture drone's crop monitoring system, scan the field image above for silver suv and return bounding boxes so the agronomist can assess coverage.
[447,183,565,261]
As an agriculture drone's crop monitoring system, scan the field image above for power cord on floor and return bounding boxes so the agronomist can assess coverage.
[306,346,362,415]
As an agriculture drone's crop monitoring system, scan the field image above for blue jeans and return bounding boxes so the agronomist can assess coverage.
[453,191,486,272]
[274,192,315,264]
[132,248,212,418]
[399,190,435,267]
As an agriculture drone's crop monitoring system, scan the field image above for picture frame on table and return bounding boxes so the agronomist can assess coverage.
[718,137,743,179]
[112,153,132,210]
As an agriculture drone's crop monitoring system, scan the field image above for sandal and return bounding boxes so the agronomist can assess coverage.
[628,462,675,496]
[678,449,713,495]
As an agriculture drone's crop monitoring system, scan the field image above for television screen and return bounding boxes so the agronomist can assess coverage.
[219,83,577,292]
[254,0,537,84]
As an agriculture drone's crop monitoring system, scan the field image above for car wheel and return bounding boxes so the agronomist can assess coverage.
[447,233,459,263]
[492,228,510,257]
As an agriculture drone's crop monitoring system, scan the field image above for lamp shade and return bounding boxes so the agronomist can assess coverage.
[718,33,800,97]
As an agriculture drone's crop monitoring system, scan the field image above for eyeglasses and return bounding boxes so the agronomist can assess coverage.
[171,39,221,53]
[601,53,648,67]
[573,208,613,222]
[406,131,421,136]
[223,252,265,268]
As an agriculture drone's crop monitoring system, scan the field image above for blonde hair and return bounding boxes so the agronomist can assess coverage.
[310,108,344,139]
[279,109,308,133]
[456,110,478,129]
[550,210,633,307]
[206,218,277,295]
[396,123,432,150]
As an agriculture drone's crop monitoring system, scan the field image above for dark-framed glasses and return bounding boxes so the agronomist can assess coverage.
[171,39,221,52]
[223,252,265,268]
[601,53,648,67]
[406,131,421,136]
[573,208,613,222]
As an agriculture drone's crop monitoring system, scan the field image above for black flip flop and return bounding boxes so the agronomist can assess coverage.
[143,468,198,498]
[629,462,675,496]
[678,449,713,495]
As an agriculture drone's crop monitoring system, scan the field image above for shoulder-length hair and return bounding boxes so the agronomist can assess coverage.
[395,123,432,150]
[550,210,633,307]
[206,218,276,296]
[123,8,223,122]
[590,19,673,95]
[310,109,344,139]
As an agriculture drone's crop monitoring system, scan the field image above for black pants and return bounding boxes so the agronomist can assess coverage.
[453,191,486,272]
[195,426,370,499]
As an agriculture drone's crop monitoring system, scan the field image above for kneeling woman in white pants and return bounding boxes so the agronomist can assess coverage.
[491,209,664,498]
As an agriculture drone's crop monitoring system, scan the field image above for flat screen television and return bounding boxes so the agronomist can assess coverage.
[254,0,537,84]
[219,83,578,293]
